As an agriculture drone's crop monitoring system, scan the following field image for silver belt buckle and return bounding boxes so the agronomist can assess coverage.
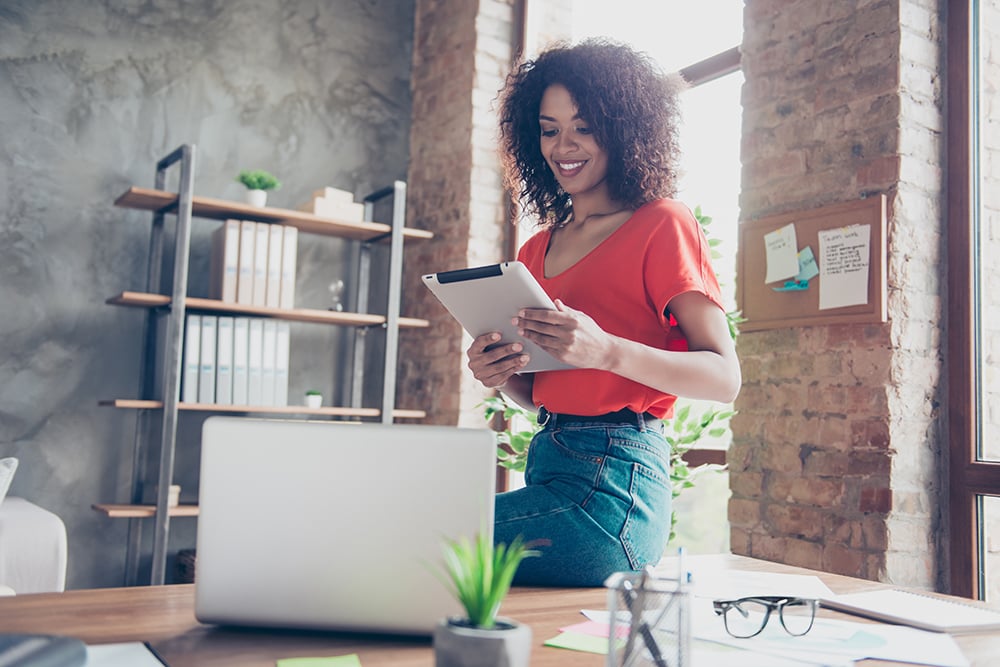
[537,405,552,427]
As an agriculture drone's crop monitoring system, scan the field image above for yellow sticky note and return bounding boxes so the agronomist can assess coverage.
[544,631,609,654]
[276,654,362,667]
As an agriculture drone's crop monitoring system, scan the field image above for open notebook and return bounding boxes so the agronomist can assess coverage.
[821,588,1000,634]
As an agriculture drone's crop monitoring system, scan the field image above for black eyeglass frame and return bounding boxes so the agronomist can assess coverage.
[712,595,818,639]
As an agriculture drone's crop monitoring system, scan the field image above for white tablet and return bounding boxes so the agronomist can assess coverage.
[422,261,574,373]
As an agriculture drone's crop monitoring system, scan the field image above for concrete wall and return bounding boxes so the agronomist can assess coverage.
[0,0,414,588]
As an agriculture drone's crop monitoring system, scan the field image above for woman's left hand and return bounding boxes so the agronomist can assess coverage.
[514,299,611,370]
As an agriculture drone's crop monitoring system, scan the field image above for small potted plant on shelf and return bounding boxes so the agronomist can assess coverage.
[304,389,323,409]
[236,169,281,207]
[433,530,538,667]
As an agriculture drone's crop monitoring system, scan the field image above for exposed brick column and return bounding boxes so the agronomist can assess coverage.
[731,0,946,588]
[399,0,517,426]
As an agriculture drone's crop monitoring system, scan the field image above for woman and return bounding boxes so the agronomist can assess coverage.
[468,39,741,586]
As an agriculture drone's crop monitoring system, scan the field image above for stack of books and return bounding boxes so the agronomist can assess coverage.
[181,314,290,407]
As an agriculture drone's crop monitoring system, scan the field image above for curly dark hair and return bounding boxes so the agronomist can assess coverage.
[498,39,686,229]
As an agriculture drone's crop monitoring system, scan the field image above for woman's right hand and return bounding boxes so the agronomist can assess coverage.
[467,332,529,389]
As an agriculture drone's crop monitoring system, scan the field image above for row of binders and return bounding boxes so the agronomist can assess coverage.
[182,314,291,407]
[210,220,297,309]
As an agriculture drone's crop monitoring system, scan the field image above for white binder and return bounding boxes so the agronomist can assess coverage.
[261,319,277,406]
[231,317,249,405]
[237,220,256,305]
[198,316,217,404]
[266,224,283,308]
[182,314,201,403]
[215,316,234,405]
[279,226,298,309]
[247,319,264,406]
[274,321,290,406]
[252,222,269,307]
[209,220,240,303]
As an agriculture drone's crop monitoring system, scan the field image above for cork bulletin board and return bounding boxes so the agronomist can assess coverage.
[736,195,887,332]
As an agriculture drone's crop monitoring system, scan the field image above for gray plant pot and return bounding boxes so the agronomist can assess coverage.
[433,616,532,667]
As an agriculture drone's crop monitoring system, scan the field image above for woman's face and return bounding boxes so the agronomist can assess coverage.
[538,83,610,200]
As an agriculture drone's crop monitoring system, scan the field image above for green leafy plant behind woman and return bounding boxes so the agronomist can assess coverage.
[236,169,281,191]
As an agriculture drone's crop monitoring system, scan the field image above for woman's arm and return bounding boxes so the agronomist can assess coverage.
[514,291,741,403]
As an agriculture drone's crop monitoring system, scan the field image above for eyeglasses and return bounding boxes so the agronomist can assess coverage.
[713,596,818,638]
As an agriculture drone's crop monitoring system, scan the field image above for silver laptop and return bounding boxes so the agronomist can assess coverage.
[194,417,497,635]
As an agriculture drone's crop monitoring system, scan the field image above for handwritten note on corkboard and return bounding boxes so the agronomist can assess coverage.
[736,196,887,332]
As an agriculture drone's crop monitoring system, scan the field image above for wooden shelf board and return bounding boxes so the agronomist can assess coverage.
[92,503,200,518]
[106,292,429,328]
[114,187,433,241]
[98,399,426,420]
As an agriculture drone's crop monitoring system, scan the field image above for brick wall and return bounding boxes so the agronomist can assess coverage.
[732,0,946,587]
[400,0,517,426]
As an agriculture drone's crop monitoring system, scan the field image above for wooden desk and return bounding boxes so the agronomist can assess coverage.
[2,555,999,666]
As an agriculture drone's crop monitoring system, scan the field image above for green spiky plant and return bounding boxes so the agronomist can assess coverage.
[236,169,281,191]
[439,531,539,629]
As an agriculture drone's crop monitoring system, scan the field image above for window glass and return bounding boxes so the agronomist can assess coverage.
[981,495,1000,603]
[979,1,1000,463]
[571,0,743,71]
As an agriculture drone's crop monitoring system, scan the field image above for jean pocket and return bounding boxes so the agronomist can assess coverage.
[620,462,672,570]
[525,430,604,506]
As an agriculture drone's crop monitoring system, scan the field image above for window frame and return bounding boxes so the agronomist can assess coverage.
[947,0,1000,600]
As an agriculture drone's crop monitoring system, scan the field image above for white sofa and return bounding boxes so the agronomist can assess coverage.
[0,497,67,595]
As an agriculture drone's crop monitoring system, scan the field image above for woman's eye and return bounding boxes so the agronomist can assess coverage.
[541,129,557,137]
[576,126,592,135]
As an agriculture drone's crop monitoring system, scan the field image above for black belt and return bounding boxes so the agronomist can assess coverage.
[536,406,659,429]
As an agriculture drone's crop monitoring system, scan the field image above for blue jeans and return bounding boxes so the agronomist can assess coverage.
[494,411,672,587]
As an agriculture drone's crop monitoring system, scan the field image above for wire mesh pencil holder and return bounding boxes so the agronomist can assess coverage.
[605,569,691,667]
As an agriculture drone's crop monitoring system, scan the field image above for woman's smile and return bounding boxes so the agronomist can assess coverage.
[555,159,587,177]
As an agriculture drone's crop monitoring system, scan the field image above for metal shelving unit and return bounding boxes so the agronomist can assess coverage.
[96,144,429,585]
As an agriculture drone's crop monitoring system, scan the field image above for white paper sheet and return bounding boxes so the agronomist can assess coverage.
[818,224,871,310]
[87,642,166,666]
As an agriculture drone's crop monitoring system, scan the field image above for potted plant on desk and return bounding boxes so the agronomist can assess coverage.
[433,531,538,667]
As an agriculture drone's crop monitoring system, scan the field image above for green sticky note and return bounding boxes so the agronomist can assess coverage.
[544,631,609,654]
[275,654,362,667]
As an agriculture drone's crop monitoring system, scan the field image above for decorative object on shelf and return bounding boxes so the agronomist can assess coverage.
[167,484,181,508]
[299,186,364,222]
[328,279,345,312]
[304,390,323,409]
[176,548,196,584]
[432,530,537,667]
[236,169,281,207]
